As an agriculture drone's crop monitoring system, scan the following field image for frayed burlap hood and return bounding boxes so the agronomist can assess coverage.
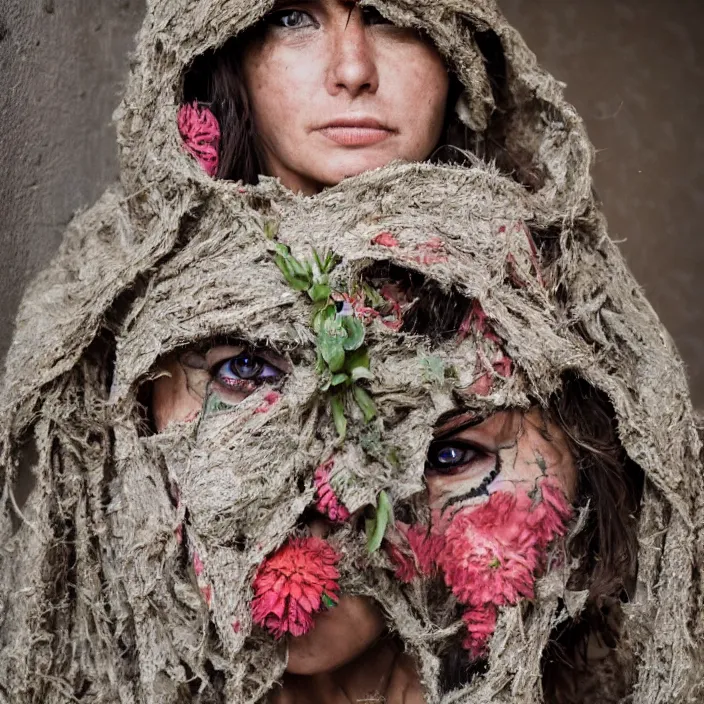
[1,1,702,703]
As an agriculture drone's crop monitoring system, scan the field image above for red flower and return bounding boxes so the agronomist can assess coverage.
[405,524,445,577]
[436,484,572,657]
[461,605,497,659]
[385,542,417,583]
[177,102,220,177]
[313,460,351,523]
[251,537,341,639]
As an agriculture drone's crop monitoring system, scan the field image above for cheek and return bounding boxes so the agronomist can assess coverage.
[243,49,319,137]
[381,44,449,141]
[285,595,385,674]
[152,362,204,432]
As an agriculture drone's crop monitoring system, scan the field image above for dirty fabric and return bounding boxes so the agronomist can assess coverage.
[0,1,702,703]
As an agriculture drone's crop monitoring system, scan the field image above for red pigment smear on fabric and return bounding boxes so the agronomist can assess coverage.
[254,391,281,414]
[379,284,404,330]
[313,459,351,523]
[177,102,221,177]
[174,523,183,545]
[371,231,400,247]
[342,292,381,325]
[200,585,213,609]
[232,621,241,634]
[412,237,449,265]
[251,537,341,638]
[193,552,204,577]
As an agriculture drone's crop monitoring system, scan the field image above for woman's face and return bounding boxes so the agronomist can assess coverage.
[152,343,578,675]
[241,0,450,194]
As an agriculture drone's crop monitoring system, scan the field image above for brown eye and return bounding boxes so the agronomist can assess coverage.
[426,441,480,475]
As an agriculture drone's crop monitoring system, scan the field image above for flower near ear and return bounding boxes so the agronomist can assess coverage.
[177,102,220,177]
[251,537,341,639]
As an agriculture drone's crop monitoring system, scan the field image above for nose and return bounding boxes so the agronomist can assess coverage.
[326,9,379,98]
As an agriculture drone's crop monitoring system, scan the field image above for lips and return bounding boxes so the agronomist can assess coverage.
[317,117,394,147]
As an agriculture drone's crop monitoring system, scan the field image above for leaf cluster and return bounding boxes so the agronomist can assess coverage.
[273,244,377,441]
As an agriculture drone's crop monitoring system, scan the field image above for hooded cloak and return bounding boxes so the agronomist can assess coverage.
[1,1,702,703]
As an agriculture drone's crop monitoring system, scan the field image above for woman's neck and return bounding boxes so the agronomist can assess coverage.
[269,637,424,704]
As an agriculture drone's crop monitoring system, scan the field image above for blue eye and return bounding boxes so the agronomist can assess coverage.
[426,441,479,474]
[215,353,282,388]
[268,9,315,29]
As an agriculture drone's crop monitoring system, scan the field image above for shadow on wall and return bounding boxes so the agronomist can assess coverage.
[0,0,702,406]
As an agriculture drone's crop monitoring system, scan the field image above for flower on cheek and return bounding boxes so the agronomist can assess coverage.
[413,482,572,658]
[177,102,220,177]
[461,604,498,660]
[251,537,341,639]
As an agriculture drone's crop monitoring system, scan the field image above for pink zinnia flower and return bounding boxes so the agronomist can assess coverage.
[251,537,341,639]
[385,542,417,583]
[405,524,445,577]
[177,102,220,177]
[313,459,351,523]
[436,484,572,657]
[461,605,498,659]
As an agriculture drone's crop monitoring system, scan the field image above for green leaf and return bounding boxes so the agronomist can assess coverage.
[362,283,386,309]
[312,249,324,275]
[319,333,346,373]
[352,384,376,422]
[312,304,335,334]
[287,255,310,282]
[322,593,337,609]
[341,316,365,351]
[345,347,370,372]
[264,221,279,240]
[350,366,374,382]
[275,255,309,291]
[419,355,446,385]
[274,243,290,257]
[308,283,331,303]
[331,395,347,441]
[366,490,392,554]
[331,373,349,387]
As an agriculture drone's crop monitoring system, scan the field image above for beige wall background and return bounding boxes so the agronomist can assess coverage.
[1,0,702,406]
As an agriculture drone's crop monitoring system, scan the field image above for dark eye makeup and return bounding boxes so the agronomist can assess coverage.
[426,440,482,476]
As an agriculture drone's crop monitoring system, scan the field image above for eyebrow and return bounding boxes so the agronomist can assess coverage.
[433,410,484,438]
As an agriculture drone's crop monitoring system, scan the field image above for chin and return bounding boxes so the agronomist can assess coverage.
[319,151,410,185]
[285,595,386,675]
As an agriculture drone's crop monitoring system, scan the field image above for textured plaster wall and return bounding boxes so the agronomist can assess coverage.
[0,0,144,356]
[0,0,702,405]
